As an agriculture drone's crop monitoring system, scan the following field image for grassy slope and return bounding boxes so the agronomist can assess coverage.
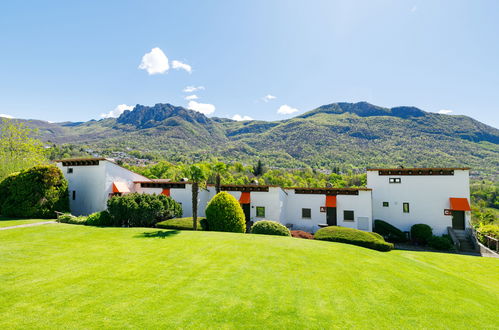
[0,224,498,329]
[0,218,52,228]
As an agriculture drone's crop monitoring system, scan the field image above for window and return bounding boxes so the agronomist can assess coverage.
[344,210,354,221]
[302,208,311,219]
[389,178,401,184]
[403,202,410,213]
[382,202,389,207]
[67,168,73,174]
[256,206,265,218]
[72,191,76,200]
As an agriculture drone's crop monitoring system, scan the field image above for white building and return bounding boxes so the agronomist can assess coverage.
[367,168,471,235]
[56,158,471,235]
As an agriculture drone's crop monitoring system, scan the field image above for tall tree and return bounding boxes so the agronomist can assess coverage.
[252,159,265,177]
[188,164,208,230]
[212,162,227,194]
[0,118,46,180]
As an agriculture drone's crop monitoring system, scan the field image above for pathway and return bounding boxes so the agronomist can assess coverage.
[0,221,56,231]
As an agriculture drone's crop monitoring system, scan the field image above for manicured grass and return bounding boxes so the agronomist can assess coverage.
[156,217,206,230]
[0,217,53,228]
[0,224,498,329]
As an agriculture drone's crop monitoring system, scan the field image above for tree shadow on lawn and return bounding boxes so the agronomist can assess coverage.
[135,230,180,239]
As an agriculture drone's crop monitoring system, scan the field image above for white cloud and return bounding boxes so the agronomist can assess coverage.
[100,104,134,118]
[138,47,169,75]
[188,101,215,115]
[172,60,192,73]
[0,114,14,119]
[438,109,453,114]
[184,94,198,100]
[183,86,205,93]
[277,104,299,115]
[411,5,417,12]
[262,94,277,102]
[232,114,253,121]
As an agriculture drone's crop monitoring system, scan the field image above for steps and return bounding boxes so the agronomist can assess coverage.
[453,230,476,252]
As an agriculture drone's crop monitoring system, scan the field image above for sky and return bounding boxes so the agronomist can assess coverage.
[0,0,498,128]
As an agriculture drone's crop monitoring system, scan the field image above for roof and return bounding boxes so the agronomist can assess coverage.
[367,167,470,171]
[206,184,279,188]
[285,187,372,191]
[54,157,109,163]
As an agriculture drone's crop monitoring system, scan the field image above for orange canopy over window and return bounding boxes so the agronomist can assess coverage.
[449,198,471,211]
[112,182,130,193]
[325,195,337,208]
[239,192,251,204]
[161,188,170,197]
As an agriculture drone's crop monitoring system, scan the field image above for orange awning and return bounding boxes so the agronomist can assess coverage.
[325,195,337,208]
[112,182,130,193]
[449,198,471,211]
[161,188,170,197]
[239,192,251,204]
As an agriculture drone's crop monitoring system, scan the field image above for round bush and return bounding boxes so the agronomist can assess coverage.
[374,219,407,242]
[0,165,69,218]
[107,193,182,227]
[314,226,394,252]
[410,224,433,245]
[85,210,116,227]
[428,235,453,250]
[251,220,290,236]
[205,192,246,233]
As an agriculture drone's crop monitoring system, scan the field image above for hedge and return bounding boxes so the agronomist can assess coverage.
[0,165,69,218]
[373,219,407,242]
[156,217,208,231]
[85,211,116,227]
[428,235,453,250]
[57,213,87,225]
[107,193,182,227]
[411,224,433,245]
[314,226,394,252]
[205,192,246,233]
[250,220,290,236]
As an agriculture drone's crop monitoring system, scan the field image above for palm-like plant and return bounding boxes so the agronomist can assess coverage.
[212,162,227,194]
[188,164,208,230]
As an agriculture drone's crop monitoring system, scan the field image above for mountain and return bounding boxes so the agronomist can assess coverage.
[14,102,499,176]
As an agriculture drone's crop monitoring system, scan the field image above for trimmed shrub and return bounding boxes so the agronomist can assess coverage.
[205,192,245,233]
[374,219,407,242]
[314,226,394,252]
[428,235,453,250]
[85,211,116,227]
[476,224,499,244]
[0,165,69,218]
[369,232,384,241]
[57,213,87,225]
[156,217,207,231]
[107,193,182,227]
[251,220,291,236]
[411,224,433,245]
[291,230,314,239]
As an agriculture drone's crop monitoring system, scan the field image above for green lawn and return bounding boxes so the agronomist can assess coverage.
[0,224,498,329]
[0,217,53,228]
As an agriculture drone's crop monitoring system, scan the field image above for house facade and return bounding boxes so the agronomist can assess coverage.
[56,158,470,235]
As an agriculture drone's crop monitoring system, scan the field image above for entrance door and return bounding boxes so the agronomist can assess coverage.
[326,207,337,226]
[452,211,465,230]
[242,203,251,231]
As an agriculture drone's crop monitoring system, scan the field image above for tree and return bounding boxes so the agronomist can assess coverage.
[212,162,227,194]
[0,118,46,180]
[252,159,265,176]
[205,192,246,233]
[188,165,208,230]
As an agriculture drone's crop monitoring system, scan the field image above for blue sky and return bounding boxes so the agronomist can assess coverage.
[0,0,498,128]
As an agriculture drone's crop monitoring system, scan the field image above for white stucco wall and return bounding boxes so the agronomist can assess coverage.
[367,169,470,235]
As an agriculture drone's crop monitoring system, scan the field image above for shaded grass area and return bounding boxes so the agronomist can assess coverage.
[0,224,498,329]
[0,217,53,228]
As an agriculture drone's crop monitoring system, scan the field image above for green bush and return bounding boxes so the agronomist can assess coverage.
[85,211,116,227]
[373,219,407,242]
[428,235,453,250]
[410,224,433,245]
[107,193,182,227]
[476,224,499,244]
[369,232,384,241]
[205,192,246,233]
[314,226,394,252]
[251,220,291,236]
[156,217,207,231]
[0,165,69,218]
[57,213,87,225]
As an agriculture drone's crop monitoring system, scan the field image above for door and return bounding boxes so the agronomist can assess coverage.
[326,207,337,226]
[452,211,465,230]
[242,203,251,231]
